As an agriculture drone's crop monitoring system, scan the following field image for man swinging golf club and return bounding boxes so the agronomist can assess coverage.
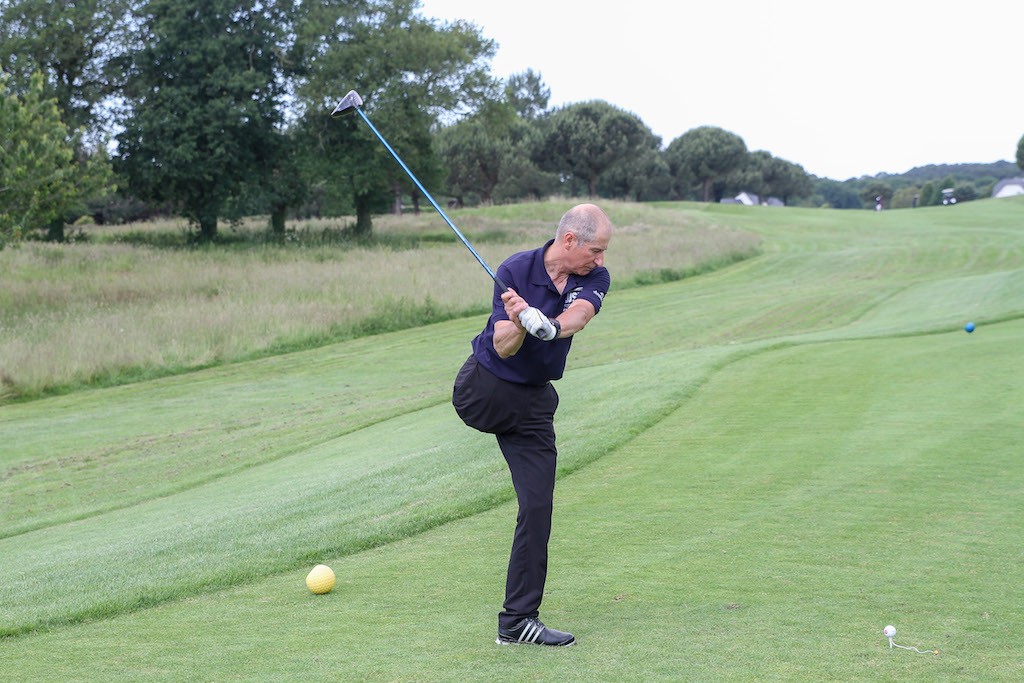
[329,91,611,646]
[453,203,612,647]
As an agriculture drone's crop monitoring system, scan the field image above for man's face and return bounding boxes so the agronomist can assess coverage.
[566,225,611,276]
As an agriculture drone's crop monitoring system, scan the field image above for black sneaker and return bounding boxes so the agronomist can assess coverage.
[496,618,575,647]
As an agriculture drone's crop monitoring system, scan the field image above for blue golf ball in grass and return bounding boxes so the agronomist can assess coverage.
[965,322,975,333]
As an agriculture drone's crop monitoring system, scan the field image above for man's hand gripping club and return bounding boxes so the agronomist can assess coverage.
[519,307,559,341]
[503,289,560,342]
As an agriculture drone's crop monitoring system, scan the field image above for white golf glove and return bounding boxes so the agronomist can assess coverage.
[518,307,559,341]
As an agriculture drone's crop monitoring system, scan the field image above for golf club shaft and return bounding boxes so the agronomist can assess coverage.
[352,108,509,293]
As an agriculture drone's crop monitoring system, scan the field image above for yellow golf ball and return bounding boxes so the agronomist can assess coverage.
[305,564,336,594]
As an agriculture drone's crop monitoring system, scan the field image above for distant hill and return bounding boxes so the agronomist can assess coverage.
[866,160,1019,183]
[808,160,1020,209]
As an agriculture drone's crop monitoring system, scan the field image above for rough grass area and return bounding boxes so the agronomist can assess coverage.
[0,200,759,401]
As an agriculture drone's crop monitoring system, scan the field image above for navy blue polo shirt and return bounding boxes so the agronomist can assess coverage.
[471,239,610,386]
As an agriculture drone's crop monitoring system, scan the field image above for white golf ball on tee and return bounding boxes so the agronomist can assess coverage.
[883,625,896,638]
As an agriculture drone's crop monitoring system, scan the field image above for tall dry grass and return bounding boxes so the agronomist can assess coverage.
[0,200,760,400]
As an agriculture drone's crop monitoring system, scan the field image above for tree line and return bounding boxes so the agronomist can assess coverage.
[2,0,1022,245]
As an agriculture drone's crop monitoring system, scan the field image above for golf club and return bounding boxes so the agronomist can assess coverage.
[331,90,509,292]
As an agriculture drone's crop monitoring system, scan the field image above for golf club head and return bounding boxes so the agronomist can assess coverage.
[331,90,364,118]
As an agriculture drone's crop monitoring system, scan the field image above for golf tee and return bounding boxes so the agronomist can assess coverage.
[889,638,939,655]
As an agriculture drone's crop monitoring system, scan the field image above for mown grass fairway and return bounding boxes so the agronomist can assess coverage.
[2,198,1024,681]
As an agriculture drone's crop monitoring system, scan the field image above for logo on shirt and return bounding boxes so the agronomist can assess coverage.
[563,287,582,312]
[564,287,607,311]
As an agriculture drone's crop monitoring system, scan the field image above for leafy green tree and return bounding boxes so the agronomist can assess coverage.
[815,178,862,209]
[504,69,550,120]
[226,128,307,236]
[766,157,813,205]
[890,186,921,209]
[437,86,555,207]
[495,153,559,203]
[0,0,134,138]
[535,100,651,198]
[116,0,290,241]
[296,0,495,235]
[665,126,748,202]
[490,117,557,203]
[296,105,386,233]
[490,76,560,202]
[1017,133,1024,171]
[953,183,978,202]
[436,117,510,206]
[717,160,799,204]
[919,182,938,206]
[720,150,770,201]
[388,96,448,216]
[267,146,308,235]
[1,73,111,243]
[596,129,671,201]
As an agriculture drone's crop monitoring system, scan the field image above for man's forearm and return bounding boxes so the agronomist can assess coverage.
[552,300,596,337]
[493,320,527,358]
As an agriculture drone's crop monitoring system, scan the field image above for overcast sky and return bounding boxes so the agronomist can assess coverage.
[417,0,1022,180]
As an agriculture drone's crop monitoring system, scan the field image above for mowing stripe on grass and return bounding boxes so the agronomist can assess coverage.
[0,344,725,637]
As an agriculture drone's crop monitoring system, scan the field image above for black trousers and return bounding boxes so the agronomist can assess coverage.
[452,355,560,629]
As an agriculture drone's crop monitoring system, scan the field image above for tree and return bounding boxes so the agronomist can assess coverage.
[919,182,939,206]
[1017,133,1024,171]
[228,127,307,236]
[504,69,550,120]
[815,178,862,209]
[265,136,308,236]
[890,186,921,209]
[722,149,771,201]
[535,100,651,198]
[1,0,129,239]
[437,86,556,207]
[493,118,559,203]
[295,0,496,235]
[436,117,510,206]
[116,0,290,241]
[496,155,559,203]
[765,156,813,205]
[596,130,671,201]
[1,72,111,243]
[0,0,134,139]
[665,126,748,202]
[952,183,978,203]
